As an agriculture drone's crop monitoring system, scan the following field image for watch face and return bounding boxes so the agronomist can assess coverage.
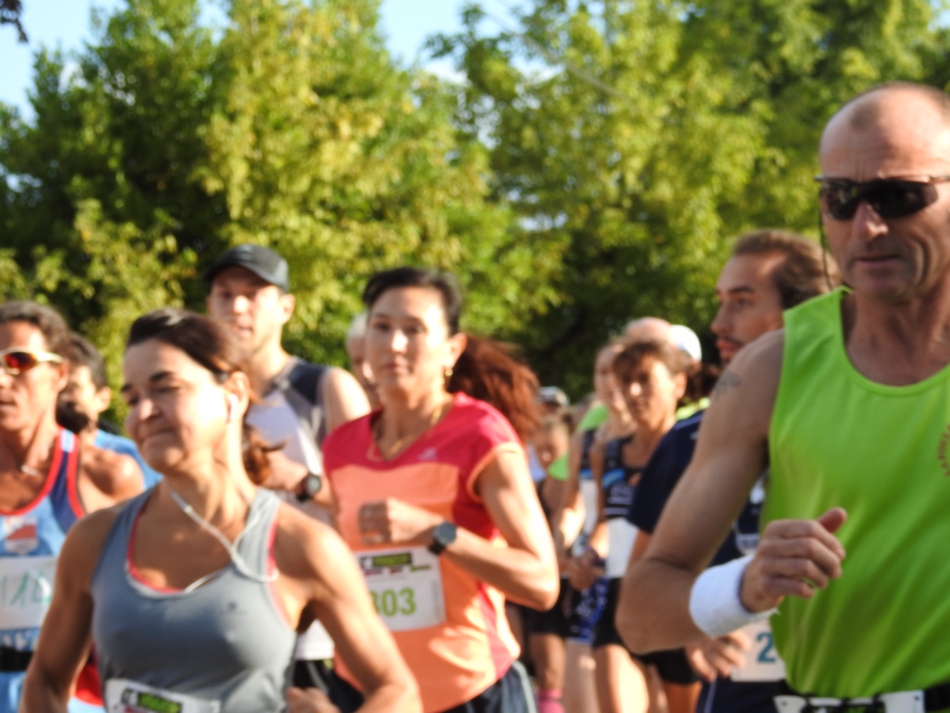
[434,521,457,545]
[303,473,323,497]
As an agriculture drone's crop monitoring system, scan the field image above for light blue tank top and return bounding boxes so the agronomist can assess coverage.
[91,488,297,713]
[0,429,83,713]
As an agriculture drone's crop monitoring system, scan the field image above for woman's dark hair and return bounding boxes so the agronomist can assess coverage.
[612,339,717,407]
[362,267,463,334]
[363,267,541,443]
[126,308,275,484]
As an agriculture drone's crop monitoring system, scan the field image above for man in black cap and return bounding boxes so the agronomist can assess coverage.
[205,244,370,699]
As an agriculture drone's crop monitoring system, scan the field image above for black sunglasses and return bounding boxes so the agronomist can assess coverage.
[815,175,950,220]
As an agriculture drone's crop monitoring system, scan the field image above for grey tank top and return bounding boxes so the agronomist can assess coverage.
[91,488,297,713]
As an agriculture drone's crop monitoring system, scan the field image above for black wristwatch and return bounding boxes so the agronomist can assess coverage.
[428,521,458,555]
[295,472,323,503]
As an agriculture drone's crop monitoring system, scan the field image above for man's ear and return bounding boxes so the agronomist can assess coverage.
[93,386,113,416]
[278,293,295,327]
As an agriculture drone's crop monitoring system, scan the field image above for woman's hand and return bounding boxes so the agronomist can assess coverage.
[357,498,443,546]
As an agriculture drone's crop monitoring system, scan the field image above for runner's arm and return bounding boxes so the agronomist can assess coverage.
[283,517,421,713]
[550,430,586,562]
[616,332,782,653]
[21,510,118,713]
[451,448,560,609]
[322,368,370,434]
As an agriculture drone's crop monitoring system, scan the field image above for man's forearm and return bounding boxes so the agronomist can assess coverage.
[616,557,706,654]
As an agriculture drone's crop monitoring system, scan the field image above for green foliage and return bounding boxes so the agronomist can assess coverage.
[436,0,949,395]
[0,0,551,412]
[4,0,950,405]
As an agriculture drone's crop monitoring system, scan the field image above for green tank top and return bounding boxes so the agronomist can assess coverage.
[766,288,950,696]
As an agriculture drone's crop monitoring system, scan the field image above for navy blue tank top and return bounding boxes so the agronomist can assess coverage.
[601,436,641,520]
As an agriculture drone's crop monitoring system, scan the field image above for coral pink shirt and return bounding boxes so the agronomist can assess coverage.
[323,392,523,712]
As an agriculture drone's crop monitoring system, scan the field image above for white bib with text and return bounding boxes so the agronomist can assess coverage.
[730,619,786,682]
[0,555,56,631]
[357,546,445,632]
[105,679,221,713]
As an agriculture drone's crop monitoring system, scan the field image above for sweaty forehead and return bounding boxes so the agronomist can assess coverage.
[820,91,950,179]
[0,321,49,352]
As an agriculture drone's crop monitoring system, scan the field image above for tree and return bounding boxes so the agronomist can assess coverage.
[0,0,554,407]
[1,0,26,43]
[435,0,948,395]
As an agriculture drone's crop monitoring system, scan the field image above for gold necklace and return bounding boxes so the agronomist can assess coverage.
[369,399,451,462]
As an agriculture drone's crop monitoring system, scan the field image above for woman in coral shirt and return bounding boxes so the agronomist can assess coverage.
[323,267,558,713]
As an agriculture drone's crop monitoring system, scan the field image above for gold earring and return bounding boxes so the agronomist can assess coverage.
[443,367,454,385]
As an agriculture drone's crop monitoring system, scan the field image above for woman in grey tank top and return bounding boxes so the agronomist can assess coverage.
[21,309,420,713]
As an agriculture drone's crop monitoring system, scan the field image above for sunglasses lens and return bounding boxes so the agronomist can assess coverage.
[869,182,937,218]
[821,185,859,220]
[821,180,940,220]
[2,351,39,374]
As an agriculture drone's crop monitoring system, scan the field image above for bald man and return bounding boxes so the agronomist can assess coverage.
[620,82,950,705]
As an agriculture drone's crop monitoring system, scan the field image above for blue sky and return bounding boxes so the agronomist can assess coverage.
[0,0,524,116]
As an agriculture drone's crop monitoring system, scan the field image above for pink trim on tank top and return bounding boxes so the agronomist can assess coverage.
[266,507,294,629]
[0,428,65,516]
[126,501,183,594]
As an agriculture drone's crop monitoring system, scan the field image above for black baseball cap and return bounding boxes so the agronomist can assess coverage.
[204,244,290,292]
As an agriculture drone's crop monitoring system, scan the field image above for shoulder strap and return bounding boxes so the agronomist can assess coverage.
[272,357,330,452]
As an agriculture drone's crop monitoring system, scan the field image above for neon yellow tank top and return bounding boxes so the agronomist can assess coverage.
[766,288,950,695]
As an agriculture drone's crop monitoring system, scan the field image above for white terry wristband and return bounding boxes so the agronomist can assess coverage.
[688,554,777,637]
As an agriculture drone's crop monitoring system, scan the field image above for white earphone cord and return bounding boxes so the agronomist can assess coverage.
[168,489,278,591]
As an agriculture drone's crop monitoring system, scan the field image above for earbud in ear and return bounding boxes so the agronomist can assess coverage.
[227,394,240,423]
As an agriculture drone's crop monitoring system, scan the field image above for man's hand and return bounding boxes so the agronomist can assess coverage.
[685,631,752,682]
[264,449,309,492]
[566,550,605,591]
[357,498,443,546]
[740,507,847,613]
[286,687,339,713]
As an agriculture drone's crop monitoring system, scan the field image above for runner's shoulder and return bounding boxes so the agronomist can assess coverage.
[60,501,127,579]
[80,443,144,499]
[272,500,349,581]
[712,330,784,407]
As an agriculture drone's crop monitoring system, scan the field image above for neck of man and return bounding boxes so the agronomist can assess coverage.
[244,338,292,398]
[846,281,950,385]
[0,410,60,473]
[379,385,452,441]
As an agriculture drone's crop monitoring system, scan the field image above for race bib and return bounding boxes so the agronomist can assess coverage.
[730,620,786,682]
[0,555,56,630]
[105,679,221,713]
[357,546,445,632]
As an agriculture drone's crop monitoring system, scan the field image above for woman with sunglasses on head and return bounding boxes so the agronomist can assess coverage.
[321,267,559,713]
[0,301,144,713]
[21,309,420,713]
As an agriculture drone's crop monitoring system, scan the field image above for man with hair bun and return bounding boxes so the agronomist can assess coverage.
[619,229,837,713]
[622,81,950,705]
[0,301,143,713]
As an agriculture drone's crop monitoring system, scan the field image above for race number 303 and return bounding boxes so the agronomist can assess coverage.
[358,547,445,632]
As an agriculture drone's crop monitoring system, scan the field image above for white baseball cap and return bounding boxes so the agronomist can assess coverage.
[670,324,702,361]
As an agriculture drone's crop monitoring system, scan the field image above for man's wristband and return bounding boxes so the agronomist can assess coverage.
[688,554,777,637]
